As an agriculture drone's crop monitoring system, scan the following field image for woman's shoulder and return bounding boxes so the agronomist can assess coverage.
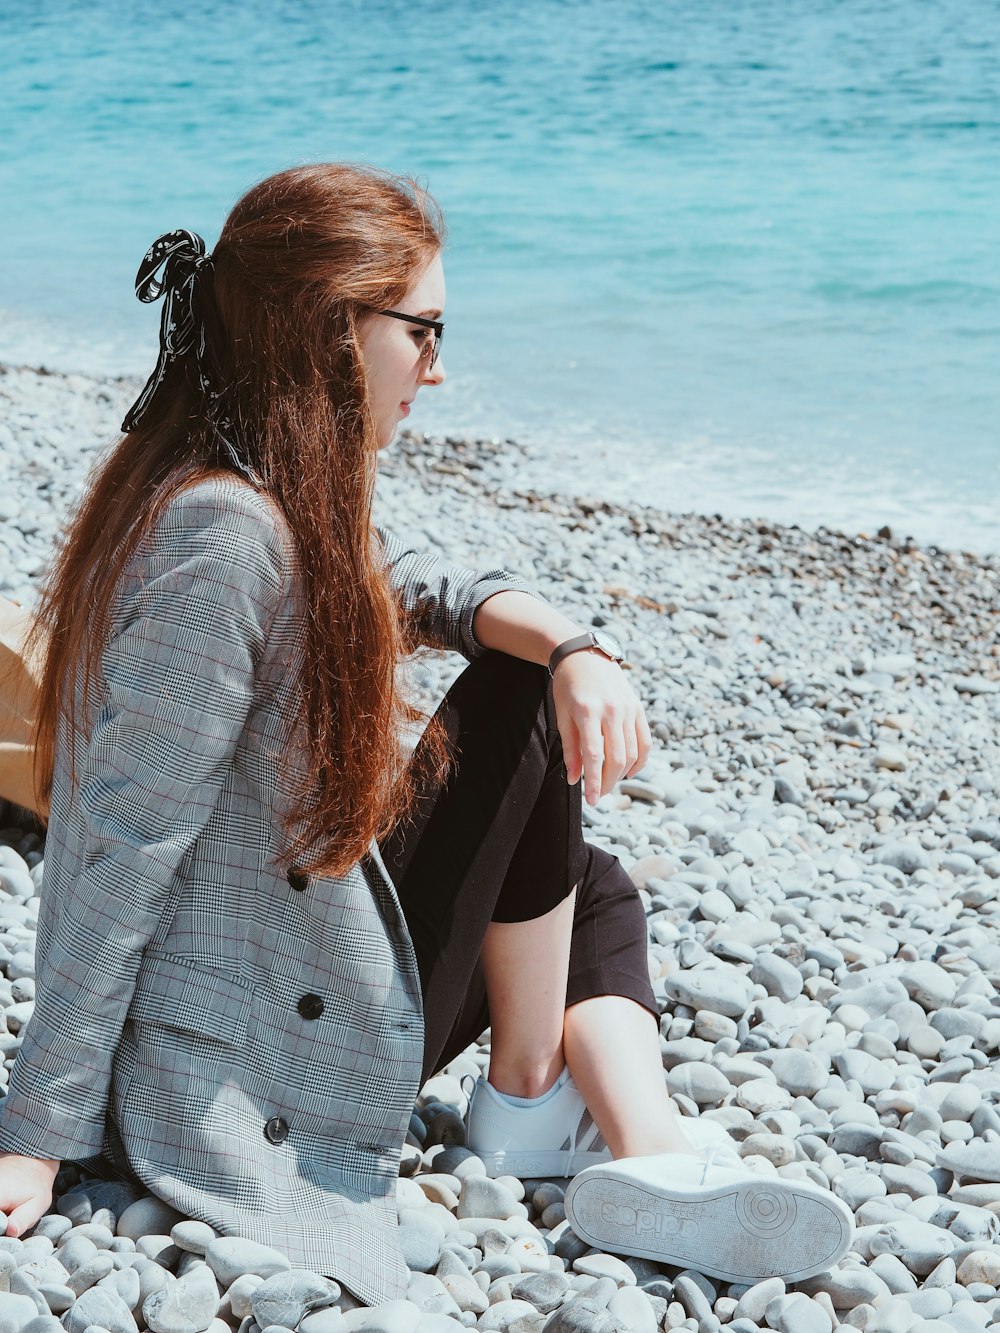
[153,472,294,564]
[122,473,296,613]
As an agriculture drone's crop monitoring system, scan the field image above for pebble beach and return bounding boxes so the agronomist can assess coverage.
[2,360,1000,1333]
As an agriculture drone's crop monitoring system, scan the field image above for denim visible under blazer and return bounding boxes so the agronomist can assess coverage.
[0,474,546,1306]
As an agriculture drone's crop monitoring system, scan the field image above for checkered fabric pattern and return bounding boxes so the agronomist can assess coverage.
[0,475,546,1306]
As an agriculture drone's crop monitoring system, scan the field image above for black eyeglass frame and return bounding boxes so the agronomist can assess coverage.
[375,309,445,369]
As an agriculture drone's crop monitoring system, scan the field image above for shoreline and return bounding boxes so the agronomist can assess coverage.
[3,360,1000,1323]
[2,358,998,565]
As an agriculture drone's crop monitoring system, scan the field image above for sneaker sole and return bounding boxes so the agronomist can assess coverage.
[477,1146,612,1179]
[564,1168,853,1284]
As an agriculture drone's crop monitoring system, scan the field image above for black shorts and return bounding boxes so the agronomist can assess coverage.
[377,651,658,1084]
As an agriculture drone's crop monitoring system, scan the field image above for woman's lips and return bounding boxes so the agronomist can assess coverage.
[400,402,411,416]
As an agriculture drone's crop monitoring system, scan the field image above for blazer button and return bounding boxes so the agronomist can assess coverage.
[264,1116,289,1145]
[297,993,324,1020]
[287,868,308,892]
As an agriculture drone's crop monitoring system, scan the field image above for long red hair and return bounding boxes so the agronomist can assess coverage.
[27,162,450,878]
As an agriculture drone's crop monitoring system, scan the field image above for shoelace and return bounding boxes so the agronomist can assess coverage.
[697,1145,734,1186]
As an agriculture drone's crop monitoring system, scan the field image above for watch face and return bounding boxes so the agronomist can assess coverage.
[593,630,623,659]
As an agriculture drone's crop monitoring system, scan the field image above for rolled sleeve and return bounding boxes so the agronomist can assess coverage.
[0,485,285,1161]
[376,525,549,662]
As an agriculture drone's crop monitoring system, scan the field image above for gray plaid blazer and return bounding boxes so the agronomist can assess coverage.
[0,474,544,1307]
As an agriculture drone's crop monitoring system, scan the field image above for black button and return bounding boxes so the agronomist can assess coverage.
[287,868,308,892]
[297,993,324,1020]
[264,1116,289,1145]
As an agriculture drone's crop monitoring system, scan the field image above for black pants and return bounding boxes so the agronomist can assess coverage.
[377,651,658,1086]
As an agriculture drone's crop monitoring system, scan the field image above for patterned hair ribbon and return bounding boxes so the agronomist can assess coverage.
[121,229,263,486]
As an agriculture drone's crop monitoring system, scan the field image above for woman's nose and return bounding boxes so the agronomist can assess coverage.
[423,356,445,387]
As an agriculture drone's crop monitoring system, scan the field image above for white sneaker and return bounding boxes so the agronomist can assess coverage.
[563,1150,854,1284]
[463,1067,740,1178]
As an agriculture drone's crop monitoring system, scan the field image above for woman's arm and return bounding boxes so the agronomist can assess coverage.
[472,589,652,807]
[375,526,550,661]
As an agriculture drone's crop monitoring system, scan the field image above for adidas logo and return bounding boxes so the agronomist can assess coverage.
[601,1200,699,1240]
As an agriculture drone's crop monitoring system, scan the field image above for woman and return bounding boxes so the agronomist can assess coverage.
[0,164,852,1306]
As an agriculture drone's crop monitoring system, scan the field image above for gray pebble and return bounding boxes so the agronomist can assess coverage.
[536,1297,616,1333]
[733,1278,785,1325]
[397,1223,442,1273]
[936,1144,1000,1184]
[204,1240,291,1289]
[775,1295,832,1333]
[116,1200,184,1243]
[341,1298,437,1332]
[250,1270,340,1329]
[32,1217,72,1244]
[457,1178,518,1221]
[869,1220,956,1276]
[142,1263,220,1333]
[605,1287,657,1333]
[58,1236,99,1275]
[37,1282,75,1314]
[0,1293,44,1332]
[68,1254,117,1296]
[103,1266,142,1311]
[170,1223,217,1257]
[572,1255,636,1286]
[510,1273,567,1314]
[7,1269,47,1316]
[63,1284,139,1333]
[135,1237,181,1269]
[750,954,803,1001]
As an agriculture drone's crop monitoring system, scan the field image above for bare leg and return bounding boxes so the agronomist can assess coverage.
[563,994,697,1158]
[480,886,578,1098]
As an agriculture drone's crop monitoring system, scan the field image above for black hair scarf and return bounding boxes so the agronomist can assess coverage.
[121,229,263,487]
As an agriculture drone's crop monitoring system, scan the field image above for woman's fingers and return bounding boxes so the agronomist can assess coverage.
[0,1155,58,1239]
[561,710,583,787]
[636,707,653,772]
[600,713,628,798]
[5,1196,44,1238]
[552,655,655,801]
[581,714,605,806]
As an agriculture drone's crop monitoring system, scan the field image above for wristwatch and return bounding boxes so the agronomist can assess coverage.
[548,629,625,677]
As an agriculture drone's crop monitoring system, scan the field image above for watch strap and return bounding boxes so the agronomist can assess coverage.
[548,631,621,677]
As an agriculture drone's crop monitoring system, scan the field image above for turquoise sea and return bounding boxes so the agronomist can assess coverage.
[2,0,999,551]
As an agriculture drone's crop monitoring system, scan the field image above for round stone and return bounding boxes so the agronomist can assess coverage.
[572,1255,637,1285]
[735,1078,792,1114]
[397,1223,442,1274]
[203,1239,291,1288]
[532,1298,616,1333]
[957,1252,1000,1286]
[250,1271,341,1329]
[456,1177,518,1221]
[750,954,803,1002]
[606,1286,658,1333]
[740,1134,796,1167]
[63,1285,140,1333]
[509,1273,568,1314]
[171,1223,218,1256]
[769,1050,829,1097]
[339,1298,422,1333]
[665,1062,731,1106]
[116,1199,185,1243]
[143,1263,220,1333]
[0,1295,45,1331]
[475,1300,539,1332]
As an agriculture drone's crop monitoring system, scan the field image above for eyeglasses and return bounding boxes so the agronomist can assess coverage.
[374,309,445,370]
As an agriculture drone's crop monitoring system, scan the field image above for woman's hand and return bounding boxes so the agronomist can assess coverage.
[551,650,652,805]
[0,1153,60,1237]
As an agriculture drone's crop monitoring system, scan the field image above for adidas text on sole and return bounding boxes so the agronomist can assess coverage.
[564,1159,853,1284]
